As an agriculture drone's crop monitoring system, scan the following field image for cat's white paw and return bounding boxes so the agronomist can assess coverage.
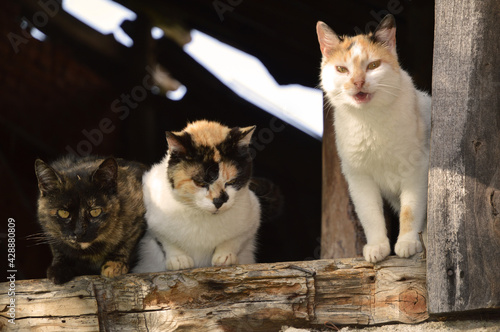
[363,241,391,263]
[166,255,194,270]
[212,252,238,266]
[395,240,422,258]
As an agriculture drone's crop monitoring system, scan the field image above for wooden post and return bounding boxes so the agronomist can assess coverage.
[1,257,427,331]
[427,0,500,314]
[321,99,365,259]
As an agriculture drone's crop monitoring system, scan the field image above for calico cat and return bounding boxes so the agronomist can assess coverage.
[34,156,147,284]
[133,120,264,273]
[316,15,431,263]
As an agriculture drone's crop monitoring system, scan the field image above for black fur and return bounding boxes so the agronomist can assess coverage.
[34,156,147,284]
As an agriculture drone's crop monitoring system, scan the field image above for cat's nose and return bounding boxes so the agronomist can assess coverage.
[353,80,365,89]
[74,222,85,237]
[213,191,229,209]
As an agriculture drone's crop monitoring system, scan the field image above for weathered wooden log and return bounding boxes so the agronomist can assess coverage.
[1,256,427,331]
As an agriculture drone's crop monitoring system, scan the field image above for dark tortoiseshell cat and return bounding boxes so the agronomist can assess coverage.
[34,156,147,284]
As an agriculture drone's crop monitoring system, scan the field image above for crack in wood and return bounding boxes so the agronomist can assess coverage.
[490,190,499,216]
[305,271,317,322]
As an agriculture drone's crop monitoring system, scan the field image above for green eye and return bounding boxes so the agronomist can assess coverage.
[367,60,381,70]
[57,209,70,219]
[90,208,102,218]
[336,66,349,73]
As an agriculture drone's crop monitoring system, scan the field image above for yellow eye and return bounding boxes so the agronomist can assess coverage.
[225,179,237,187]
[336,66,349,73]
[57,209,70,219]
[193,179,208,188]
[90,208,102,218]
[367,60,381,70]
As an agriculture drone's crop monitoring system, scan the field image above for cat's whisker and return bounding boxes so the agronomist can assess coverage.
[26,233,52,243]
[376,83,402,90]
[376,87,400,98]
[26,232,48,238]
[26,233,59,247]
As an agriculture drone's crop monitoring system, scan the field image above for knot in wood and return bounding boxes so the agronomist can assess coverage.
[399,288,427,317]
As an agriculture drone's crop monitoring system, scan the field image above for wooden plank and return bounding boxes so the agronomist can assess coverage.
[321,98,365,259]
[428,0,500,314]
[0,257,427,331]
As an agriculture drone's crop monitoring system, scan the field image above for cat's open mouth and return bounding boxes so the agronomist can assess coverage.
[353,92,372,104]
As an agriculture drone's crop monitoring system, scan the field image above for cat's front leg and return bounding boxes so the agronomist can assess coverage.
[47,254,76,284]
[346,173,391,263]
[102,250,130,278]
[101,261,128,277]
[162,242,194,270]
[394,177,427,258]
[212,239,242,267]
[101,228,142,278]
[212,251,239,266]
[212,236,254,267]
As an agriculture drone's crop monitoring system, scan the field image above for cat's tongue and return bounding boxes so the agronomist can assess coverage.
[354,92,371,103]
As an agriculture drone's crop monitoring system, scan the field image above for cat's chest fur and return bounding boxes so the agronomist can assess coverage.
[332,74,429,175]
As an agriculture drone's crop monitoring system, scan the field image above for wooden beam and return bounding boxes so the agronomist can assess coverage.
[321,99,365,259]
[428,0,500,314]
[1,257,427,331]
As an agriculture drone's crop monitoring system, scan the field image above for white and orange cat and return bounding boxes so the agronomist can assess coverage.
[133,120,261,272]
[317,15,431,262]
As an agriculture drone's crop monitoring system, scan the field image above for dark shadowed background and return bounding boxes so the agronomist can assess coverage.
[0,0,434,280]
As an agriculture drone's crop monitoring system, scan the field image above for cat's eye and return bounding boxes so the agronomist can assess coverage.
[336,66,349,74]
[57,209,70,219]
[367,60,381,70]
[225,179,237,187]
[193,179,208,188]
[90,208,102,218]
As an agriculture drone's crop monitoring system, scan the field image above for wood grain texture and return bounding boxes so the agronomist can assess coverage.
[322,99,365,259]
[428,0,500,314]
[1,257,427,331]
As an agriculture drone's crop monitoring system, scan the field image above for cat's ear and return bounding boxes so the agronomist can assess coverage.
[373,14,397,53]
[316,21,341,57]
[35,159,62,196]
[92,158,118,191]
[238,125,256,147]
[166,131,187,155]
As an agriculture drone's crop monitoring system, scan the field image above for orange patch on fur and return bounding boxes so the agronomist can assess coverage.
[221,162,238,181]
[175,178,193,189]
[173,164,201,190]
[101,261,128,277]
[180,120,231,147]
[399,206,414,235]
[213,149,222,162]
[208,182,224,200]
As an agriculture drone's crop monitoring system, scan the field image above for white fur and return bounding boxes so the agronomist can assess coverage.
[322,60,431,263]
[133,155,261,273]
